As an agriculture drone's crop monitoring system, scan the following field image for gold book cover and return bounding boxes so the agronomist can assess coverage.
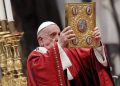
[65,2,100,48]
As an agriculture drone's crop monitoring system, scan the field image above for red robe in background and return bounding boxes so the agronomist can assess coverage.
[27,43,114,86]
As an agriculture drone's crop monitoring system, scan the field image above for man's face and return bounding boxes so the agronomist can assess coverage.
[38,24,60,49]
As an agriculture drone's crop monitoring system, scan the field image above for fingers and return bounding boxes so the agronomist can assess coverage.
[94,35,101,39]
[62,26,75,36]
[67,34,76,40]
[59,26,76,47]
[60,32,76,41]
[62,26,72,33]
[93,27,99,31]
[92,27,101,44]
[64,29,74,35]
[61,26,75,39]
[92,27,101,38]
[92,30,101,37]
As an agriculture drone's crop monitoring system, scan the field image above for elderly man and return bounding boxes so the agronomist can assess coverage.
[27,21,114,86]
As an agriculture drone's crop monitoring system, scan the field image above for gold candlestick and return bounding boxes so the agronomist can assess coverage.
[0,40,8,86]
[3,34,14,72]
[12,33,27,86]
[2,34,16,86]
[0,32,10,86]
[0,18,27,86]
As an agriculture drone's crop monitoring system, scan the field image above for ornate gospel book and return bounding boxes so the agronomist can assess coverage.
[65,2,100,48]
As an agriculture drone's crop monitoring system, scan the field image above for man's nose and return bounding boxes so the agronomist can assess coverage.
[55,36,59,42]
[55,38,58,42]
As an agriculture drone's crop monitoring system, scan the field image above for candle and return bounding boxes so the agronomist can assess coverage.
[0,0,6,20]
[4,0,14,22]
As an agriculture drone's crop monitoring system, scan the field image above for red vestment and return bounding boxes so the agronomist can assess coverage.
[27,43,114,86]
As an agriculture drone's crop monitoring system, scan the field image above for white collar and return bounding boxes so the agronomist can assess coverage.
[34,47,47,53]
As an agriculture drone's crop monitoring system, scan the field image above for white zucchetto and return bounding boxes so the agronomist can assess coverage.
[37,21,55,37]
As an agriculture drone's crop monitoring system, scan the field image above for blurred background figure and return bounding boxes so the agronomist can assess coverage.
[8,0,120,85]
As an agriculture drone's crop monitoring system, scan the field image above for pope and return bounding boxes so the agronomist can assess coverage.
[27,21,114,86]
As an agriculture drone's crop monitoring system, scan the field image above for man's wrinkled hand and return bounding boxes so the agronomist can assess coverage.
[92,27,101,44]
[58,26,76,48]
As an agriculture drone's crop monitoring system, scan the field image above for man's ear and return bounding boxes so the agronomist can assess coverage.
[38,37,43,41]
[38,37,44,47]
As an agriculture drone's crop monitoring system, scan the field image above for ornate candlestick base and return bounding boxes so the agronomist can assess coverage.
[0,31,27,86]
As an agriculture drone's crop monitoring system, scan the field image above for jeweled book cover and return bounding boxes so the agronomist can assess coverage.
[65,2,100,48]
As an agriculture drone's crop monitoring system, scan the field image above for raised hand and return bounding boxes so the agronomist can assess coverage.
[59,26,76,48]
[92,27,101,44]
